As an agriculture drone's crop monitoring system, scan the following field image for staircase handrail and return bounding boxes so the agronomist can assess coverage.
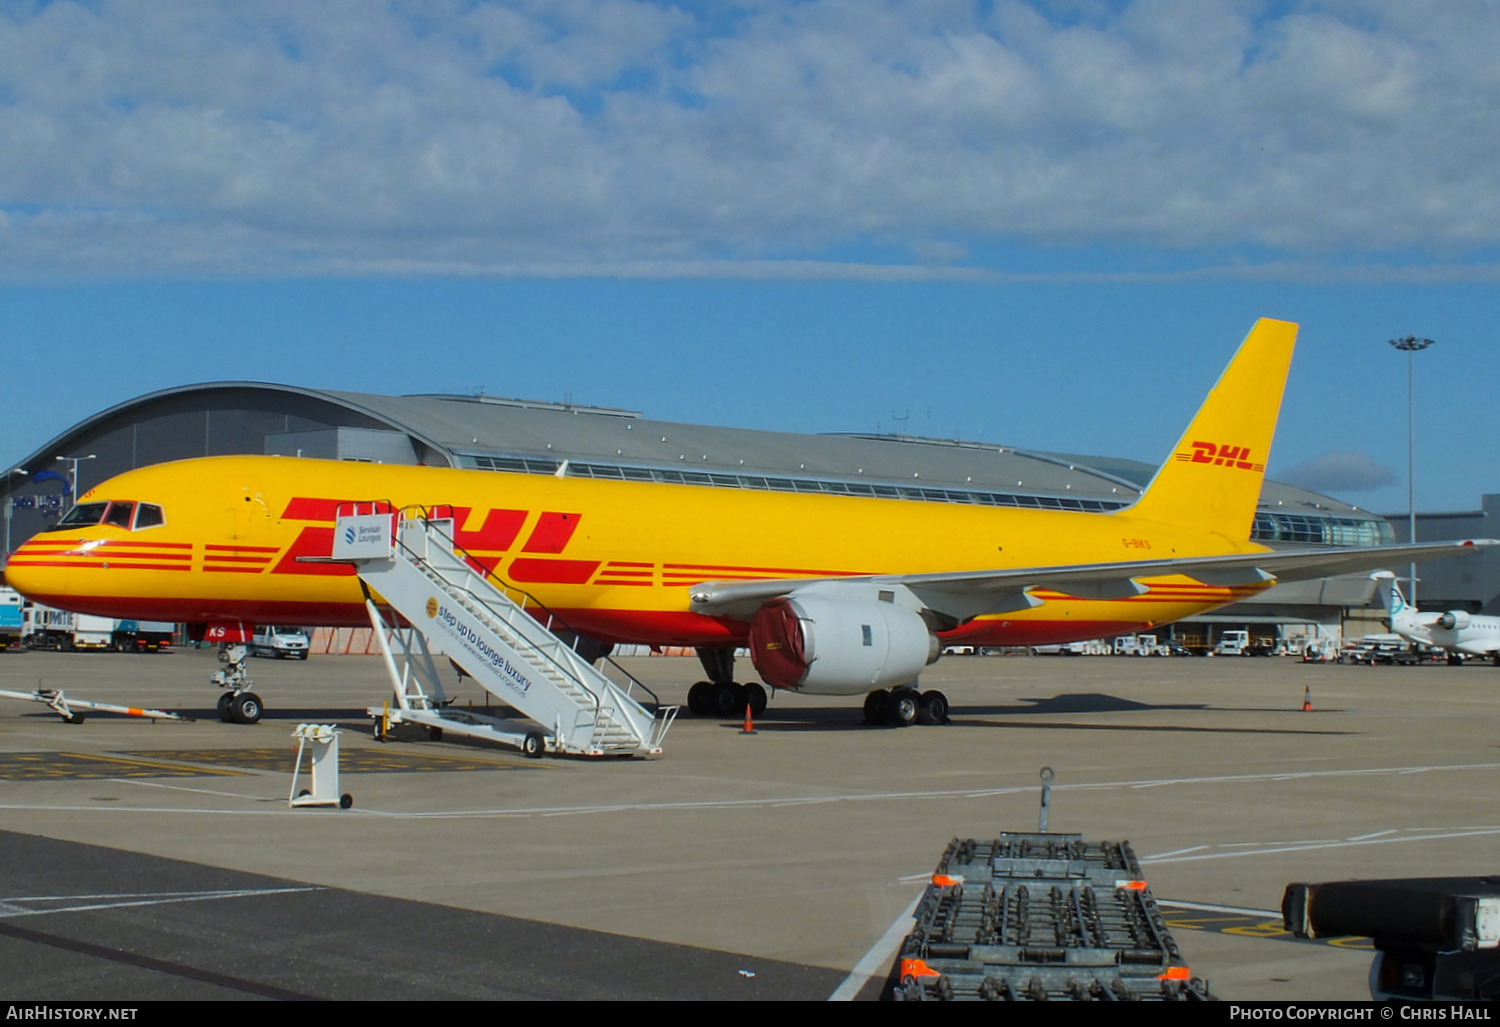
[386,503,666,718]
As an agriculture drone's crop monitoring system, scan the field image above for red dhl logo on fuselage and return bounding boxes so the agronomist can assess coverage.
[273,498,603,586]
[1174,441,1264,472]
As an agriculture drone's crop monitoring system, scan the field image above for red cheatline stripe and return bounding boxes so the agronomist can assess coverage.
[204,555,274,564]
[203,567,265,574]
[99,541,194,549]
[664,563,862,576]
[206,544,280,553]
[595,569,652,577]
[6,560,192,571]
[662,575,773,583]
[76,551,191,562]
[607,561,653,568]
[593,580,653,587]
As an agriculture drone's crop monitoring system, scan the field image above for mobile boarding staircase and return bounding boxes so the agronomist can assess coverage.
[333,506,676,758]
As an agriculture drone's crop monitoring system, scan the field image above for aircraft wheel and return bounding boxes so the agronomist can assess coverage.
[884,689,919,727]
[339,794,353,809]
[863,690,888,725]
[216,693,234,722]
[1448,654,1464,666]
[709,681,743,718]
[742,682,768,717]
[522,732,545,759]
[687,681,713,716]
[230,692,263,725]
[916,690,949,726]
[427,726,444,742]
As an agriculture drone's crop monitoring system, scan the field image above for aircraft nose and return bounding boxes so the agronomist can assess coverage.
[4,542,70,604]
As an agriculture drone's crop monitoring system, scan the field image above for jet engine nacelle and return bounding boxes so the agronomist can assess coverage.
[748,595,940,695]
[1438,610,1471,631]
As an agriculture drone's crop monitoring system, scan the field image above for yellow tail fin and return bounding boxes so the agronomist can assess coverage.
[1125,318,1298,540]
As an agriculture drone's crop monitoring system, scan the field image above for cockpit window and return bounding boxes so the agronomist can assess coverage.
[47,502,111,531]
[102,501,135,528]
[42,500,166,532]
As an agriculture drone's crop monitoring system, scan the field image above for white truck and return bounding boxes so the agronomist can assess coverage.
[23,607,115,651]
[1212,630,1276,657]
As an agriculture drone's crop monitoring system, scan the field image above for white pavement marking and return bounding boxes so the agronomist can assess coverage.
[113,778,281,801]
[828,890,924,1002]
[4,761,1497,821]
[1145,826,1500,864]
[1146,845,1209,859]
[0,886,322,918]
[1157,899,1281,918]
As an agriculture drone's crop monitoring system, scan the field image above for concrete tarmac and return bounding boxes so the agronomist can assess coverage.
[1,645,1497,1001]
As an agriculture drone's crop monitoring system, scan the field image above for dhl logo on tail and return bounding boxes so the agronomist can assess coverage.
[1174,441,1265,473]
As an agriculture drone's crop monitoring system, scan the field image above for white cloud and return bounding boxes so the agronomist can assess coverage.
[1278,450,1398,494]
[1,0,1499,276]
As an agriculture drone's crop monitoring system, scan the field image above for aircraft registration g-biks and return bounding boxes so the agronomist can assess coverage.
[4,318,1490,729]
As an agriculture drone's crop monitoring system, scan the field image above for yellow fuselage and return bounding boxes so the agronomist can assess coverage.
[6,455,1272,646]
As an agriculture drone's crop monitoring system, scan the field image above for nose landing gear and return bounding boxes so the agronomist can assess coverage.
[212,643,264,724]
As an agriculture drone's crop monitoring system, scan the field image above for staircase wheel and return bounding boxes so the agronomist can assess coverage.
[522,732,545,759]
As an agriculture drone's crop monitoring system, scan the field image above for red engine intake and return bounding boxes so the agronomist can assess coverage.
[748,595,939,694]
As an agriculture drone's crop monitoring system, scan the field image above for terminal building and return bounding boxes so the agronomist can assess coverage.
[2,381,1490,644]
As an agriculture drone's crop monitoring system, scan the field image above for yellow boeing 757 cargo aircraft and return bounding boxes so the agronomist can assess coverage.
[5,319,1487,725]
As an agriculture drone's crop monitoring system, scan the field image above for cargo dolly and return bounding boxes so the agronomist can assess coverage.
[895,831,1212,1001]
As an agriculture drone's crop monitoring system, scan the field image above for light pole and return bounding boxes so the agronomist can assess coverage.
[1388,336,1434,606]
[54,454,96,499]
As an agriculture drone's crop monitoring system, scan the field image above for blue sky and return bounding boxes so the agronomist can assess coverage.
[2,0,1497,515]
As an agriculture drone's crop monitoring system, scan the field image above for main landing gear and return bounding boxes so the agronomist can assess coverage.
[686,680,768,718]
[687,645,768,719]
[863,687,950,727]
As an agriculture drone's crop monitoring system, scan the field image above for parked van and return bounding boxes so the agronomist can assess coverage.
[251,626,310,659]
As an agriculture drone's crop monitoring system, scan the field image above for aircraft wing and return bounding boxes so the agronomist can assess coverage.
[688,539,1496,622]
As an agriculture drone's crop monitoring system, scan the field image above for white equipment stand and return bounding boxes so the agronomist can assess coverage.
[289,723,353,809]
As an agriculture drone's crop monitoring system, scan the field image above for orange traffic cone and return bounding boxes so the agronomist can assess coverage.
[740,703,758,735]
[1302,685,1313,712]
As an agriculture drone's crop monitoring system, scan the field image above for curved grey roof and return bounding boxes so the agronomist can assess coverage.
[3,380,1378,536]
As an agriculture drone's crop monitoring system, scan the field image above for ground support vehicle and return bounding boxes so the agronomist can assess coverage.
[1032,639,1113,656]
[1285,876,1500,1000]
[0,588,21,651]
[22,607,114,651]
[114,620,174,652]
[1340,642,1425,666]
[1299,637,1341,663]
[894,831,1212,1001]
[251,626,311,660]
[1211,629,1276,657]
[1113,634,1171,656]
